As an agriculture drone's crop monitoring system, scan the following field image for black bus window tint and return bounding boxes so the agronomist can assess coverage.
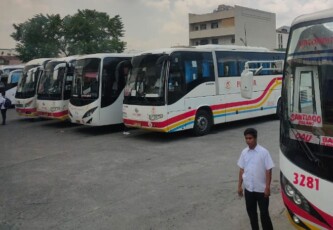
[182,52,213,92]
[168,54,185,104]
[201,52,214,80]
[216,51,238,77]
[217,59,225,77]
[102,57,114,107]
[184,60,197,83]
[64,67,74,100]
[102,57,130,107]
[115,60,131,94]
[225,61,238,76]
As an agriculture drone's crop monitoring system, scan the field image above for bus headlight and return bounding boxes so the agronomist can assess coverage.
[285,184,295,197]
[293,215,301,224]
[83,107,97,118]
[281,173,311,213]
[293,193,302,205]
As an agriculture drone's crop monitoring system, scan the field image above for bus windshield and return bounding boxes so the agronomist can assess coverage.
[124,54,166,105]
[71,58,100,99]
[281,19,333,181]
[16,65,40,98]
[38,61,66,99]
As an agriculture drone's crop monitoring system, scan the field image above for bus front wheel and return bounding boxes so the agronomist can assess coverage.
[193,110,212,136]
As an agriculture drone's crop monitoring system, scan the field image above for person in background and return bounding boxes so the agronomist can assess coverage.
[0,91,7,125]
[237,128,274,230]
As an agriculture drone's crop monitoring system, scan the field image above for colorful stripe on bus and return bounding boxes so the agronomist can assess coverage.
[15,108,38,117]
[37,110,69,120]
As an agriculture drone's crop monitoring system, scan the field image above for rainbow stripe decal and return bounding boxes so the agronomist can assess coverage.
[16,107,38,117]
[124,77,282,132]
[37,110,69,120]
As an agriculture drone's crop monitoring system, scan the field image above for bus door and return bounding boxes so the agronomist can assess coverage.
[289,66,322,143]
[64,63,75,100]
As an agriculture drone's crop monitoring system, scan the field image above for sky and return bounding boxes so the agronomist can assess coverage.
[1,0,333,52]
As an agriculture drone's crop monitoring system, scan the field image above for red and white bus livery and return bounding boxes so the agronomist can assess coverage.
[123,45,284,135]
[280,8,333,229]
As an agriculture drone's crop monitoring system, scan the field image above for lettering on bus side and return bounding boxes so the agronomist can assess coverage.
[289,129,320,144]
[290,113,323,127]
[237,80,256,88]
[293,172,320,191]
[320,136,333,147]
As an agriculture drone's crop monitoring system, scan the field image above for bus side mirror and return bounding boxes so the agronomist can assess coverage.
[241,69,253,99]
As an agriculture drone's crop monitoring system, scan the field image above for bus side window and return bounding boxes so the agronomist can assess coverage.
[202,60,211,78]
[225,61,237,76]
[185,61,197,83]
[217,62,224,77]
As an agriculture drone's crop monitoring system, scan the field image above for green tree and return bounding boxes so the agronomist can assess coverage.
[63,10,126,55]
[11,14,62,62]
[11,10,126,61]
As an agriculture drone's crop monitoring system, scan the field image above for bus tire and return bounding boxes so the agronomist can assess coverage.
[193,110,212,136]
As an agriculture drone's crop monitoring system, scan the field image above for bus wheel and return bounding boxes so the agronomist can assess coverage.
[193,110,212,136]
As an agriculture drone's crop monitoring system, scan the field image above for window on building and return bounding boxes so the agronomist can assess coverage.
[194,25,199,31]
[211,21,219,29]
[212,39,219,44]
[278,34,283,49]
[200,24,207,30]
[200,39,209,45]
[195,41,200,46]
[231,37,235,44]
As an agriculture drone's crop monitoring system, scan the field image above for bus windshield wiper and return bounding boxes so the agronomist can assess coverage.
[287,120,322,167]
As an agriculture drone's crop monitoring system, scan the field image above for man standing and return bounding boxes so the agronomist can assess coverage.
[237,128,274,230]
[0,91,7,125]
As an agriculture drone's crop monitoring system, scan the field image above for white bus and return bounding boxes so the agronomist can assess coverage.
[123,45,284,135]
[0,65,24,103]
[68,53,133,126]
[15,58,51,117]
[6,69,24,103]
[36,56,77,120]
[278,9,333,229]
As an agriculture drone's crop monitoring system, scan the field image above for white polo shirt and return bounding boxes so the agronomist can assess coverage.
[237,144,275,193]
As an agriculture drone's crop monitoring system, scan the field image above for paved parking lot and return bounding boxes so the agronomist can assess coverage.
[0,109,293,230]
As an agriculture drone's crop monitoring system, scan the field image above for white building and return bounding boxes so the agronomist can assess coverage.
[0,48,18,56]
[276,26,290,50]
[189,5,276,50]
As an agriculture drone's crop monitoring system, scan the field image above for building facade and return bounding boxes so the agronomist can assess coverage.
[189,5,276,50]
[0,48,18,56]
[276,26,290,50]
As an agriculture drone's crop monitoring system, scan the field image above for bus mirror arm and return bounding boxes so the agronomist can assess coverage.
[254,66,263,75]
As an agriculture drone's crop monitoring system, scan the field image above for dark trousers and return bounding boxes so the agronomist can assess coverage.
[1,109,6,125]
[245,189,273,230]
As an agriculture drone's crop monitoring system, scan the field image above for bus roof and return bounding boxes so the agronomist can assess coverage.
[0,64,25,70]
[292,8,333,26]
[137,45,282,56]
[48,55,79,63]
[25,58,52,66]
[76,53,134,60]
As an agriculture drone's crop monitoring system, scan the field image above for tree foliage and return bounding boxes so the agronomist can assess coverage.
[11,10,126,62]
[11,14,62,62]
